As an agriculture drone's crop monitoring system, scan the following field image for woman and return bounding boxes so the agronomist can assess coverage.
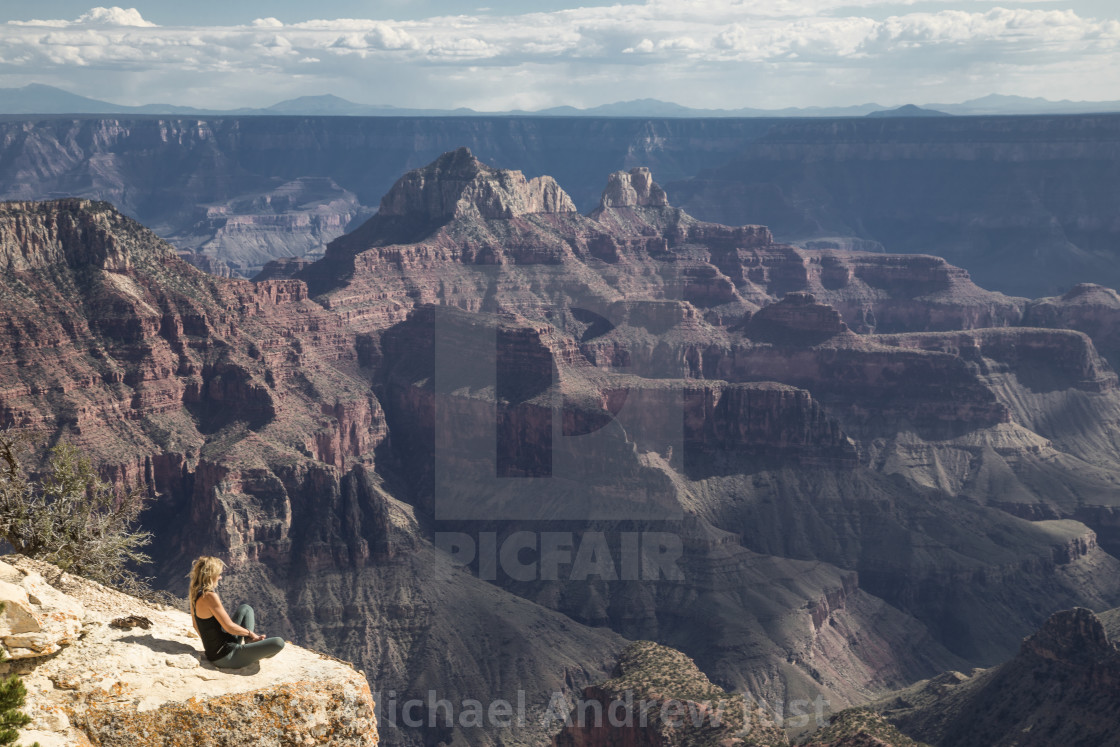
[188,556,285,669]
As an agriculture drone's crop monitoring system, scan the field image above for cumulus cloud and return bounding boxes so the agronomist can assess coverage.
[8,6,155,28]
[624,39,656,54]
[0,2,1117,109]
[704,7,1120,61]
[78,7,154,26]
[365,23,419,51]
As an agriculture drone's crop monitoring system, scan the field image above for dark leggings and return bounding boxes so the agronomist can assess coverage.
[212,604,285,669]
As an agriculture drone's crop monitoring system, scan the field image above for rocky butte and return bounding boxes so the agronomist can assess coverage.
[2,150,1120,744]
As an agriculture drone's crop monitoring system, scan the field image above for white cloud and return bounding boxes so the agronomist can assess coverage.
[330,33,367,50]
[0,2,1117,109]
[78,7,154,27]
[426,36,496,58]
[292,19,387,31]
[8,6,155,28]
[708,7,1120,61]
[364,23,419,51]
[624,39,655,53]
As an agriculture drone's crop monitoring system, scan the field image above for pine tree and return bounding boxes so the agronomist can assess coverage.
[0,431,154,597]
[0,604,36,747]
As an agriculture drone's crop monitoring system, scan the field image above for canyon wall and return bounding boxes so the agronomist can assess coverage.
[669,114,1120,296]
[5,151,1120,743]
[3,114,1120,295]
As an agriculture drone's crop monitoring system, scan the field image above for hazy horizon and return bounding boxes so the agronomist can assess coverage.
[0,2,1117,112]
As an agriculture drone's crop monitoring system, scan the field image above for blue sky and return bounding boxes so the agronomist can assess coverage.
[0,2,1117,110]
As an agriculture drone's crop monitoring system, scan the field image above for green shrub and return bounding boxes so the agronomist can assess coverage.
[0,431,155,598]
[0,604,37,747]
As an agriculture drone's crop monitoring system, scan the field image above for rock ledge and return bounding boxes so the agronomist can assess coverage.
[0,555,378,747]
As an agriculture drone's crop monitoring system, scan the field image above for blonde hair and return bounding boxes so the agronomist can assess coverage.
[188,556,225,617]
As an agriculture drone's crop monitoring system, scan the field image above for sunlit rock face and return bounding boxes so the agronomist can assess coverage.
[0,561,82,660]
[378,147,577,221]
[0,199,147,272]
[0,556,379,747]
[597,167,670,210]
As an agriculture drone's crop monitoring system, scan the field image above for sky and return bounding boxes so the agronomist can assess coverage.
[0,1,1117,111]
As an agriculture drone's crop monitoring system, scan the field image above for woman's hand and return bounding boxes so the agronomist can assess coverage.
[249,632,266,643]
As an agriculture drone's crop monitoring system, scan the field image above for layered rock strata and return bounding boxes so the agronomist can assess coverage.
[667,114,1120,296]
[4,151,1120,744]
[5,114,1120,297]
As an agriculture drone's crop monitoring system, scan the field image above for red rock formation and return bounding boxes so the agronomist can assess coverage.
[0,199,385,568]
[294,151,1028,452]
[177,251,235,278]
[745,292,850,344]
[255,256,315,280]
[877,327,1118,392]
[381,306,859,489]
[7,152,1120,746]
[612,380,859,468]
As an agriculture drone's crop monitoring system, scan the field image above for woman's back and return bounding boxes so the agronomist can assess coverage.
[193,592,236,660]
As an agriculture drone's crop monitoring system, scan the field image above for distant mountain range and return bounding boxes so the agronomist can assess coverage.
[865,104,949,118]
[2,84,1120,118]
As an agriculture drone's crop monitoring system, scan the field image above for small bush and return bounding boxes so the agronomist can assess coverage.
[0,603,37,747]
[0,431,158,599]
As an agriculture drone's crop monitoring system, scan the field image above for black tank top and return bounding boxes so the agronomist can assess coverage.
[194,599,236,661]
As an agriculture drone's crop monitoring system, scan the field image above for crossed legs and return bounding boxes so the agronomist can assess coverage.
[212,604,286,669]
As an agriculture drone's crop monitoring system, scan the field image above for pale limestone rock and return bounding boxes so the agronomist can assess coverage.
[0,562,83,659]
[0,581,38,633]
[2,556,378,747]
[377,146,577,221]
[598,167,669,209]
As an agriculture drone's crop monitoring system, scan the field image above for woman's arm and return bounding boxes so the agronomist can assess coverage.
[199,593,264,641]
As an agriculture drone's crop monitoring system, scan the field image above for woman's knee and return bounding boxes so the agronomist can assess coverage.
[233,604,255,630]
[239,638,284,666]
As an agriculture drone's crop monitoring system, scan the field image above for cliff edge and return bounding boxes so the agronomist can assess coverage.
[0,555,378,747]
